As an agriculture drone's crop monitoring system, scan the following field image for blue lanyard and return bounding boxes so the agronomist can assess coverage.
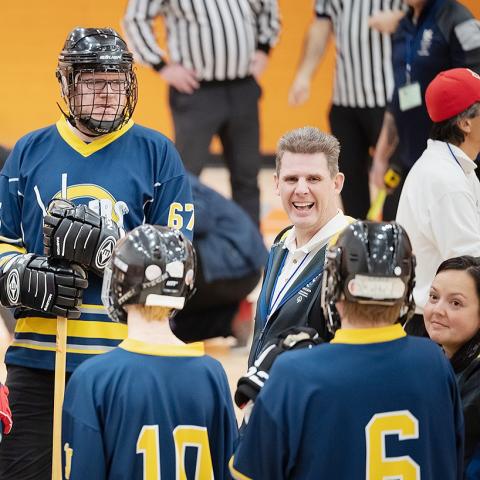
[447,143,464,172]
[268,251,310,316]
[405,27,423,84]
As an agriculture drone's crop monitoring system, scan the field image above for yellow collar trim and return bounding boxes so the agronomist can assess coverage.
[55,116,134,157]
[119,338,205,357]
[331,324,406,345]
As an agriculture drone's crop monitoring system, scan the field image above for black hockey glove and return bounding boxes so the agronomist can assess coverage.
[43,199,124,277]
[234,326,322,408]
[0,254,88,318]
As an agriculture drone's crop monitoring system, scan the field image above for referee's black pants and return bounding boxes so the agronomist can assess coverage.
[329,105,385,220]
[170,76,262,225]
[0,365,71,480]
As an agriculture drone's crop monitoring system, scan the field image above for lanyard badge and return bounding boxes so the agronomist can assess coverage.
[398,35,422,111]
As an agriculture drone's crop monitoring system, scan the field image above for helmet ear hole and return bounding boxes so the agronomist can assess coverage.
[102,225,196,324]
[322,221,416,330]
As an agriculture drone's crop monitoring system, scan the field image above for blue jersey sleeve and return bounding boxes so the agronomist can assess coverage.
[218,367,238,479]
[230,358,292,479]
[62,414,106,479]
[0,145,27,264]
[147,141,194,240]
[230,396,287,480]
[62,370,106,479]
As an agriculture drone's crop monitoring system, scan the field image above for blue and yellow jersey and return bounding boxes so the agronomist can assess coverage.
[231,324,465,480]
[0,118,194,371]
[62,340,237,479]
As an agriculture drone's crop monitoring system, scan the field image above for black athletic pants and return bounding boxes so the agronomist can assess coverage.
[0,365,71,480]
[172,256,261,342]
[405,313,429,338]
[170,77,262,225]
[329,105,385,220]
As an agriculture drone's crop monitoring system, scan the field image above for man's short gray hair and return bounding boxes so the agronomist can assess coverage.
[275,127,341,177]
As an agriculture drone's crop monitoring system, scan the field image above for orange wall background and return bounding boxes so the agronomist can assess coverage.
[0,0,478,152]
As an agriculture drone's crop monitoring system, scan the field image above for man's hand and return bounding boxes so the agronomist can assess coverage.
[235,327,321,408]
[0,254,88,318]
[250,50,269,80]
[44,200,124,277]
[0,384,12,437]
[368,9,405,34]
[288,73,311,106]
[159,63,200,94]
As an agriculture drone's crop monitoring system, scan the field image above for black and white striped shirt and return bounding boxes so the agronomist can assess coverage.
[123,0,280,82]
[316,0,404,108]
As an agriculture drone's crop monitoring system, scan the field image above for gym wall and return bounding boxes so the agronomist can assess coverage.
[0,0,478,154]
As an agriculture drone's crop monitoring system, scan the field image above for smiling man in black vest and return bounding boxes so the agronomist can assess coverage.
[248,127,353,366]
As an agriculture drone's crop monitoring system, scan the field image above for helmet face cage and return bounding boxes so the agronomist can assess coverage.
[57,28,138,135]
[321,221,416,333]
[102,225,196,324]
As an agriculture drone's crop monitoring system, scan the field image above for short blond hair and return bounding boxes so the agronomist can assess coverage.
[341,302,402,326]
[275,126,340,177]
[127,305,173,322]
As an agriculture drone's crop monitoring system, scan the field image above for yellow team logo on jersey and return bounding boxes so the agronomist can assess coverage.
[52,184,129,226]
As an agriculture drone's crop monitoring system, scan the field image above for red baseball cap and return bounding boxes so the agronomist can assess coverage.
[425,68,480,122]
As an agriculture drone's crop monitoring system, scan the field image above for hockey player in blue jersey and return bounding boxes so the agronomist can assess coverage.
[230,220,465,480]
[0,27,193,479]
[62,225,237,479]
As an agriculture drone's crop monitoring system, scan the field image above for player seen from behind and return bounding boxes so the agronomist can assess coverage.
[62,225,237,479]
[230,220,464,480]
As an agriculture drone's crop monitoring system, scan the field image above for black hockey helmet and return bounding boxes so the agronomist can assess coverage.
[56,27,138,135]
[321,220,416,333]
[101,225,196,324]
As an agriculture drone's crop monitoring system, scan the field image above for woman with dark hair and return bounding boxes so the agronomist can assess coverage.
[424,255,480,478]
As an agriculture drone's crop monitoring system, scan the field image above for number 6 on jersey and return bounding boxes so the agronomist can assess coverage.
[365,410,420,480]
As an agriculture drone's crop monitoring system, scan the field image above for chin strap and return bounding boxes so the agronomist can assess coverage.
[55,102,119,137]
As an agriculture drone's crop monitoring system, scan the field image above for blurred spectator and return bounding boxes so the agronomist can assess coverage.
[171,173,268,346]
[397,68,480,335]
[289,0,404,219]
[123,0,280,225]
[371,0,480,219]
[423,256,480,479]
[0,146,9,168]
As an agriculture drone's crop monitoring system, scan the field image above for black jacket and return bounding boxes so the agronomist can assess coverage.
[455,354,480,474]
[248,227,332,366]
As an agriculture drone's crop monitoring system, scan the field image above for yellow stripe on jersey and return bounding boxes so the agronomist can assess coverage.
[0,243,26,256]
[15,317,127,340]
[331,324,406,345]
[80,304,108,315]
[229,457,253,480]
[10,341,113,355]
[119,338,205,357]
[56,116,134,157]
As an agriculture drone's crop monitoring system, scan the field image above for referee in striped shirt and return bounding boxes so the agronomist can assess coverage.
[289,0,404,220]
[123,0,280,225]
